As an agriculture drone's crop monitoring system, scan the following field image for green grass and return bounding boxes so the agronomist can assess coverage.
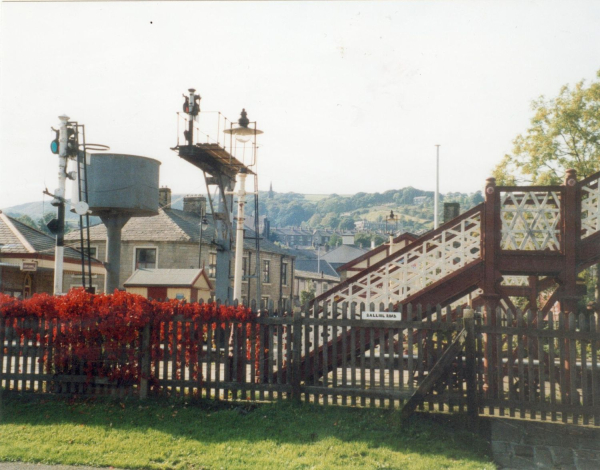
[0,393,495,469]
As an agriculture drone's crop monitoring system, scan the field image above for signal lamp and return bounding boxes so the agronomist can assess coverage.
[46,218,60,234]
[66,126,78,157]
[50,128,60,154]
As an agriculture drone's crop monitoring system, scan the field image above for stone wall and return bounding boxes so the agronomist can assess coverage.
[490,418,600,469]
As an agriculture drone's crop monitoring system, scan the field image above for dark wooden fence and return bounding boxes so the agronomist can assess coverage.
[477,308,600,426]
[1,302,599,427]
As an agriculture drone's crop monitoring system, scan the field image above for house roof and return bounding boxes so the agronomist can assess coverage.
[272,227,314,237]
[124,268,212,288]
[294,259,339,279]
[65,208,292,256]
[0,211,96,261]
[320,244,368,265]
[295,269,340,282]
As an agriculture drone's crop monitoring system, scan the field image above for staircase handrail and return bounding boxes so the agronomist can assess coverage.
[312,203,484,306]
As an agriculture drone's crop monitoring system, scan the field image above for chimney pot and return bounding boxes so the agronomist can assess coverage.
[183,195,207,216]
[158,187,172,209]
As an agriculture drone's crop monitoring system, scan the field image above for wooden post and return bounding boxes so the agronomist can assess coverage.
[291,307,303,403]
[561,170,579,401]
[482,177,501,396]
[140,322,151,400]
[561,169,579,315]
[463,308,478,431]
[482,176,501,307]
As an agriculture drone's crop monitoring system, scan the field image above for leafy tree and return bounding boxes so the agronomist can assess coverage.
[300,288,315,306]
[338,217,356,231]
[354,232,371,248]
[372,234,386,246]
[307,213,323,227]
[15,214,37,229]
[492,71,600,306]
[321,213,340,230]
[328,234,341,248]
[493,71,600,185]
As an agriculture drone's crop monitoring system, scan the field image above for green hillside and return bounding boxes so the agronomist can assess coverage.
[3,188,483,236]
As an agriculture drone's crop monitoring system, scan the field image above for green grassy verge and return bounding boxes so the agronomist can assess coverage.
[0,393,495,469]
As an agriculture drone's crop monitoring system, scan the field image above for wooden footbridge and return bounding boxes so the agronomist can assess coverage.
[315,168,600,315]
[274,169,600,422]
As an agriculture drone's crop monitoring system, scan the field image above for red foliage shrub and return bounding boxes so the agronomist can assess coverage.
[0,289,259,389]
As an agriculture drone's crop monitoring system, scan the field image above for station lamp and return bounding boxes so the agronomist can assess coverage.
[223,109,263,144]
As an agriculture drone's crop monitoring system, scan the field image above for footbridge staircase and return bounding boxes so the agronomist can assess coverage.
[288,169,600,383]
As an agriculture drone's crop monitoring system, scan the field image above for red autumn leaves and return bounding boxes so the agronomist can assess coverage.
[0,289,260,389]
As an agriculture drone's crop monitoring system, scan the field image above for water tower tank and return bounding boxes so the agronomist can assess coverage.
[74,153,161,293]
[83,153,160,216]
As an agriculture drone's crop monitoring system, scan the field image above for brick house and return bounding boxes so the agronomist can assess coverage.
[64,191,295,305]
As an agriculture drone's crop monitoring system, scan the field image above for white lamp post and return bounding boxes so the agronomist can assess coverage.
[224,110,263,303]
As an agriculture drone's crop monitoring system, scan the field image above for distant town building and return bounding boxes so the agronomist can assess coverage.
[320,235,368,272]
[294,259,340,298]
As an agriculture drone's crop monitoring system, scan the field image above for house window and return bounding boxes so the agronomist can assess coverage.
[242,256,248,277]
[135,248,156,269]
[82,246,97,258]
[208,252,217,278]
[282,262,288,286]
[263,260,270,284]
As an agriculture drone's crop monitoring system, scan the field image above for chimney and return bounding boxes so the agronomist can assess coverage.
[443,202,460,224]
[183,195,206,216]
[342,233,355,245]
[263,217,271,240]
[158,187,172,209]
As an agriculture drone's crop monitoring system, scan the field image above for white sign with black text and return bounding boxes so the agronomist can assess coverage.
[361,311,401,321]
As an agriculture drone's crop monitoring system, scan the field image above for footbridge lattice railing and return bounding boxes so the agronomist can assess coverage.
[315,205,483,306]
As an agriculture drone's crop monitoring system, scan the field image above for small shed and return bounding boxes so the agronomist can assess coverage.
[124,268,212,302]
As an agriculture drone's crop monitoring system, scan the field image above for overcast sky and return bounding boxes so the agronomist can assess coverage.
[1,1,600,209]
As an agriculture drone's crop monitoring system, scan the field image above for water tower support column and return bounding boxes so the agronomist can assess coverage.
[101,213,131,293]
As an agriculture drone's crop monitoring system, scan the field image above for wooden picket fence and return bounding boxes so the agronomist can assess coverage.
[477,308,600,427]
[1,301,599,427]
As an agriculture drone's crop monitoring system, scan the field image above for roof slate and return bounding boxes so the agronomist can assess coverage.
[124,268,204,286]
[294,259,339,279]
[1,214,88,259]
[65,208,293,256]
[320,244,367,264]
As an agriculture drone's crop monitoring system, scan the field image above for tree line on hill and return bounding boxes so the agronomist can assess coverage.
[248,187,484,233]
